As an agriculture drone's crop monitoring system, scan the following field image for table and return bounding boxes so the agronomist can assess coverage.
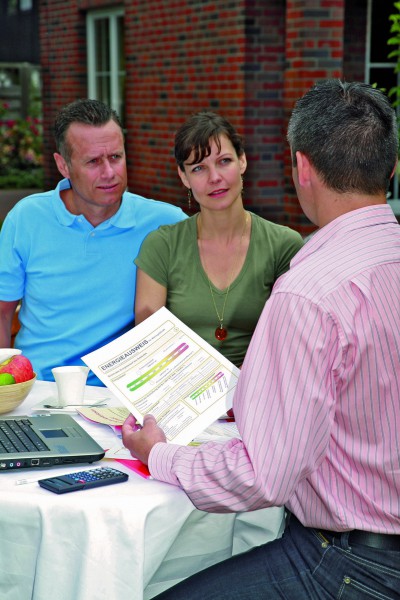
[0,381,285,600]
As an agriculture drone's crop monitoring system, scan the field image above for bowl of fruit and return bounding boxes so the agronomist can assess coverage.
[0,350,36,414]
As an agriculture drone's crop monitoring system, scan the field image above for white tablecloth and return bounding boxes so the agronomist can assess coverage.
[0,381,285,600]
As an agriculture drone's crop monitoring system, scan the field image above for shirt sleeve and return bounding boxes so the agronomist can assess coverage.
[0,215,25,300]
[149,290,339,513]
[134,228,171,287]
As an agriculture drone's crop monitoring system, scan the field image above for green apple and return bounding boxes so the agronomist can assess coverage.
[0,373,16,385]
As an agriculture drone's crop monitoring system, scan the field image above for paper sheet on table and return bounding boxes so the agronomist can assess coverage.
[82,307,240,445]
[105,443,138,460]
[77,406,130,425]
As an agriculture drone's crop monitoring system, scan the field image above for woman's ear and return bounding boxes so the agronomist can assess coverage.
[177,165,190,189]
[239,152,247,175]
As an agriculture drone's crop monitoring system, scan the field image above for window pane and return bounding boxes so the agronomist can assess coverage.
[95,74,111,106]
[20,0,33,10]
[87,10,125,121]
[7,0,18,15]
[370,4,392,64]
[95,18,110,72]
[118,16,125,70]
[370,68,397,95]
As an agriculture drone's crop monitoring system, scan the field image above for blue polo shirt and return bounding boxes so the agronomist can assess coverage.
[0,179,187,385]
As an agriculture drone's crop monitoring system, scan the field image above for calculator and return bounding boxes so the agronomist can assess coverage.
[38,467,129,494]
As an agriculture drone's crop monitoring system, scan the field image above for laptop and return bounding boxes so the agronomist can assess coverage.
[0,414,105,471]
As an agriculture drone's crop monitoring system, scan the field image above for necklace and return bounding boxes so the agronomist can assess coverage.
[198,211,249,342]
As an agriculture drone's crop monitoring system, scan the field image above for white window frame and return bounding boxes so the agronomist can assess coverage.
[86,8,125,118]
[365,0,400,209]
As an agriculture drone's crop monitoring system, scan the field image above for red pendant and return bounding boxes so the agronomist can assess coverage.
[215,325,228,341]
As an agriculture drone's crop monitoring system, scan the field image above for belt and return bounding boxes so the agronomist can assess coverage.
[319,528,400,551]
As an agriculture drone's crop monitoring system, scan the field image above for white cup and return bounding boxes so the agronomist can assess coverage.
[51,366,90,407]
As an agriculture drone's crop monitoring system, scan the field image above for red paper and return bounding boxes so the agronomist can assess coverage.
[115,458,151,479]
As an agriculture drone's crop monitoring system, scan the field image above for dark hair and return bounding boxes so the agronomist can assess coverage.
[174,111,244,171]
[54,98,123,162]
[287,79,398,195]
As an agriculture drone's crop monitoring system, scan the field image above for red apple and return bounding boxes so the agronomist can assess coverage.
[0,355,34,383]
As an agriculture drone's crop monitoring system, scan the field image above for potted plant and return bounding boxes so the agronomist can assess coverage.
[0,102,44,227]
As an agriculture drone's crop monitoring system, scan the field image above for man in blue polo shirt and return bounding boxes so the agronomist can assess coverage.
[0,99,186,385]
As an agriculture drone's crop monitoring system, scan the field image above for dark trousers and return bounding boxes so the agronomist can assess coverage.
[154,514,400,599]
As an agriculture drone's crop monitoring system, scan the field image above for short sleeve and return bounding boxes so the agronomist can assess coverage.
[134,228,171,287]
[0,215,25,300]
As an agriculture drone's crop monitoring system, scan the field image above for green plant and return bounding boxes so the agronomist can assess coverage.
[0,168,44,189]
[388,1,400,108]
[0,102,43,189]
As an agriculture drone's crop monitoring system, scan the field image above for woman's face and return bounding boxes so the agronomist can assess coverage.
[178,134,247,212]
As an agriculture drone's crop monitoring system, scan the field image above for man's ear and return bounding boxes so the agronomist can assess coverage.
[296,151,312,188]
[177,165,190,190]
[53,152,70,179]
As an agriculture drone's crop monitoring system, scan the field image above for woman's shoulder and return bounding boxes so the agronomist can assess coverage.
[250,212,303,243]
[141,214,197,251]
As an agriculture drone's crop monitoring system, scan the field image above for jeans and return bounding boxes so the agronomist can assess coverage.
[154,514,400,599]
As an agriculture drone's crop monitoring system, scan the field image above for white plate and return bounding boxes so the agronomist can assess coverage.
[31,397,108,414]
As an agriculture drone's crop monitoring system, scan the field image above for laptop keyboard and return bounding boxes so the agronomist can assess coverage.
[0,419,50,453]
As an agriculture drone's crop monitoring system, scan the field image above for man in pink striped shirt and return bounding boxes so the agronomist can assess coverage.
[123,80,400,599]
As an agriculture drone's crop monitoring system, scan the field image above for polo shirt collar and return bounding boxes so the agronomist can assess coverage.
[52,179,137,229]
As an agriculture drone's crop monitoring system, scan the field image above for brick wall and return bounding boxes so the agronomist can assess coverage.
[39,0,358,235]
[40,0,87,185]
[283,0,345,235]
[123,0,247,212]
[243,0,286,223]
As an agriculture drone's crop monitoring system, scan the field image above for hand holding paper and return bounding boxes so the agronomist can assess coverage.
[82,308,240,446]
[121,413,166,465]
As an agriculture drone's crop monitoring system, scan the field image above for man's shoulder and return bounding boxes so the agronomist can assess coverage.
[4,188,56,221]
[118,192,187,236]
[121,192,187,230]
[123,191,185,215]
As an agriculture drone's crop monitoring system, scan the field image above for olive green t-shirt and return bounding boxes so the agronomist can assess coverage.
[135,212,303,367]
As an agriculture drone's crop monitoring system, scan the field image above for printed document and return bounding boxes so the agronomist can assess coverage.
[82,307,240,445]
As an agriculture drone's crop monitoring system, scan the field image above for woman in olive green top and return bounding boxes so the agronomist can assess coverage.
[134,111,303,368]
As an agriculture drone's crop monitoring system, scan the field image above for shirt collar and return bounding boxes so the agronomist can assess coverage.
[52,179,137,229]
[292,204,398,267]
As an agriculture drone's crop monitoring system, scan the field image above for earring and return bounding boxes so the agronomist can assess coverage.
[241,176,244,197]
[187,188,192,210]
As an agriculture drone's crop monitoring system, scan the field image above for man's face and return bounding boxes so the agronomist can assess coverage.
[54,120,128,217]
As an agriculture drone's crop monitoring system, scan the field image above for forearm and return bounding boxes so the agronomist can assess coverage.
[0,327,11,348]
[149,437,267,513]
[0,300,19,347]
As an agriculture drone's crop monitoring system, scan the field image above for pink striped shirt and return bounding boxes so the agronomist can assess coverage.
[150,205,400,534]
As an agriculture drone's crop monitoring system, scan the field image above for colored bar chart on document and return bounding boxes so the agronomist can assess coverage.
[82,307,240,445]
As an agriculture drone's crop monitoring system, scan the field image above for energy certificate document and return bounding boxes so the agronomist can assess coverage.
[82,307,240,445]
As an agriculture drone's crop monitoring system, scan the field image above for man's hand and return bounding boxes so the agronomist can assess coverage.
[121,413,166,465]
